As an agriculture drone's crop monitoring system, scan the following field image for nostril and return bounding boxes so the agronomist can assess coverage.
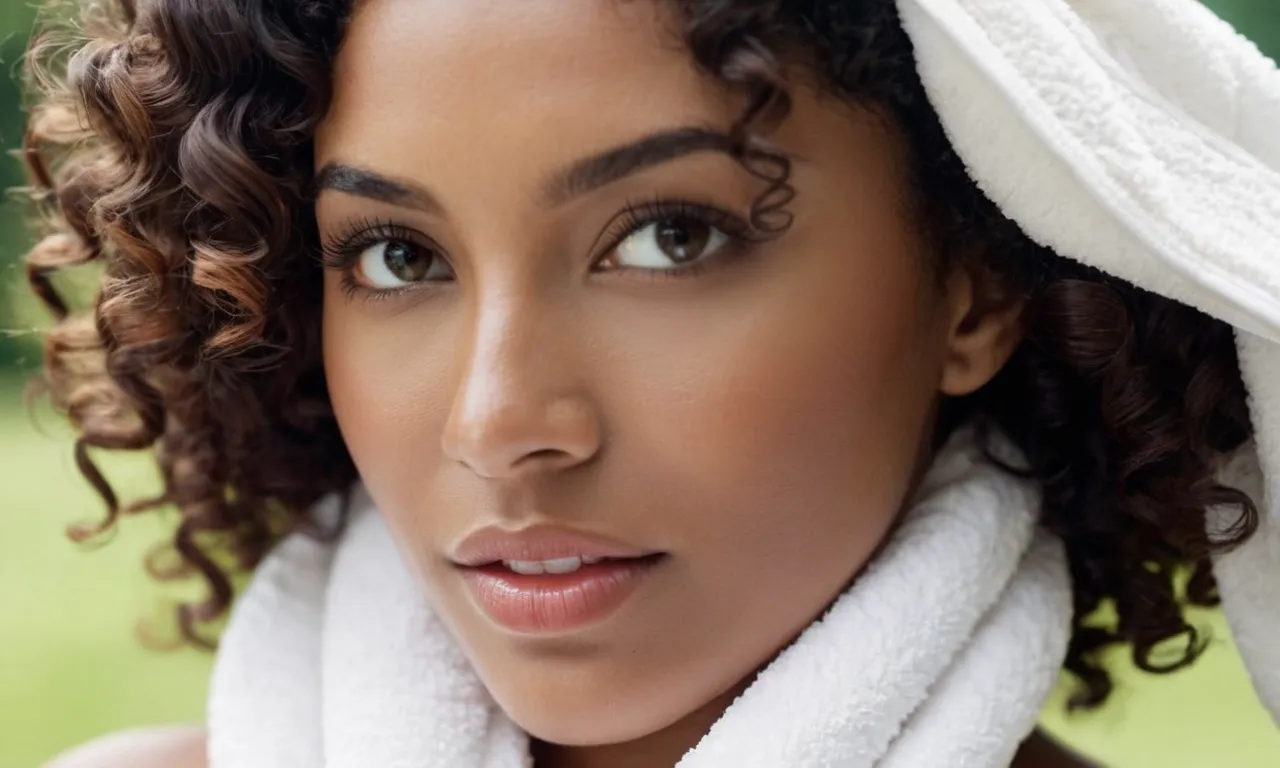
[516,447,581,471]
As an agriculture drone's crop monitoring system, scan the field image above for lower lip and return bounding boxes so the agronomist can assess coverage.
[459,556,663,633]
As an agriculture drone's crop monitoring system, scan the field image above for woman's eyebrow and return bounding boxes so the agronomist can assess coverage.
[312,126,739,212]
[541,126,734,205]
[313,163,442,213]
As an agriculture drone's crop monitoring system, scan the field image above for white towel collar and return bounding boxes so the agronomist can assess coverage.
[207,429,1072,768]
[206,2,1280,762]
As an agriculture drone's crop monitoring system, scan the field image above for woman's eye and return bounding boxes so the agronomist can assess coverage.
[355,240,453,288]
[607,217,730,270]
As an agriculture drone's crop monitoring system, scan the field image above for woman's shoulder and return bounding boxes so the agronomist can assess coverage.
[45,725,206,768]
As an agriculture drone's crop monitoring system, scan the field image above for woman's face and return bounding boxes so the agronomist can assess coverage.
[316,0,1012,754]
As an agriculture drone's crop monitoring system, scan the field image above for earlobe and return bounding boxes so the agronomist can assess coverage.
[938,270,1025,397]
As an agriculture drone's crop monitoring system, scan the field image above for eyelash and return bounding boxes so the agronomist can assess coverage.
[594,196,757,280]
[318,198,757,300]
[319,217,435,301]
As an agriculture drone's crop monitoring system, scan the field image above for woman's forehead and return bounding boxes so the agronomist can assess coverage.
[315,0,755,235]
[320,0,732,163]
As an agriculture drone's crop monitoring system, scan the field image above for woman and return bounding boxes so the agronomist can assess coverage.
[25,0,1280,766]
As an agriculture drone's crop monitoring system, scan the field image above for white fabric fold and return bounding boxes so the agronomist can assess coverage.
[207,430,1072,767]
[897,0,1280,723]
[205,532,331,768]
[207,0,1280,760]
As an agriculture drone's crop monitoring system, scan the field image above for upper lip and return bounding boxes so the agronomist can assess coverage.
[450,524,660,567]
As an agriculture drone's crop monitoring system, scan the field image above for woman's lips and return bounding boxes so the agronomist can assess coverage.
[459,555,664,633]
[449,524,665,633]
[450,524,661,566]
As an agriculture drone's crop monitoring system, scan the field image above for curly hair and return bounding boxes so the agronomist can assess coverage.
[20,0,1258,709]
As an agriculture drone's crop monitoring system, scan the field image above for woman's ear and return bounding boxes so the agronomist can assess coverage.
[938,268,1025,397]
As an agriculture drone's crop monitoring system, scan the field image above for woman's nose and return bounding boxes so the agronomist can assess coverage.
[440,301,601,480]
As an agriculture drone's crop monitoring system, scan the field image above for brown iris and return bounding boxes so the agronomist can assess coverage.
[654,218,713,263]
[382,241,432,282]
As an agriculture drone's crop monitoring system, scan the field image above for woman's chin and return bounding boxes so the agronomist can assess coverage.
[493,687,679,748]
[481,658,749,753]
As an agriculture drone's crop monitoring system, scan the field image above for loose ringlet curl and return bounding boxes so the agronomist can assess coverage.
[21,0,1257,707]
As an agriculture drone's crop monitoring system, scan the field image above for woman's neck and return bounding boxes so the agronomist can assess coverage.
[530,680,748,768]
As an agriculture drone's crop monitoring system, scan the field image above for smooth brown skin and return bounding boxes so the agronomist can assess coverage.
[49,1,1089,767]
[316,0,1022,766]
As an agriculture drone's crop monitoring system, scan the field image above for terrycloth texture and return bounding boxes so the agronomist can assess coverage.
[897,0,1280,722]
[207,430,1072,768]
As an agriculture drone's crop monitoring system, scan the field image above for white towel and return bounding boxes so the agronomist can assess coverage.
[207,429,1072,767]
[895,0,1280,723]
[207,1,1280,762]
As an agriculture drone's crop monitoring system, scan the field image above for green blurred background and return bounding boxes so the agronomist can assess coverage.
[2,2,1280,767]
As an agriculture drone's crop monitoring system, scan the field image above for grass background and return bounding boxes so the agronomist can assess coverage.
[2,1,1280,766]
[1,385,210,768]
